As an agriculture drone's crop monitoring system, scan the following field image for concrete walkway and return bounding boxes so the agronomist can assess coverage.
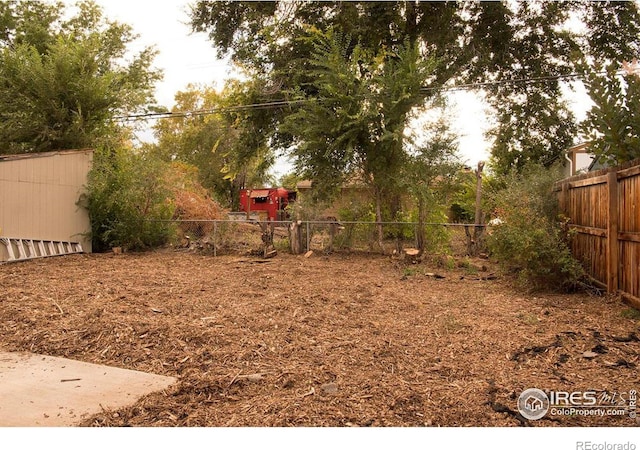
[0,351,176,426]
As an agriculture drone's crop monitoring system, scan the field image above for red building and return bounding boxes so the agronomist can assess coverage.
[239,188,297,222]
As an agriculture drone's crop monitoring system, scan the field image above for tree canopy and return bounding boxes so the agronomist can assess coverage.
[280,29,440,219]
[0,0,161,154]
[580,61,640,165]
[190,1,640,176]
[148,82,274,208]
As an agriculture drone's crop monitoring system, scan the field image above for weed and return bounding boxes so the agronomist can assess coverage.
[517,312,539,325]
[440,314,467,334]
[621,308,640,320]
[402,266,423,277]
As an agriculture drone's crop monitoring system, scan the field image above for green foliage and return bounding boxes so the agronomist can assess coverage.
[0,0,161,154]
[278,172,301,191]
[333,199,376,250]
[400,112,462,252]
[488,95,577,175]
[85,146,175,252]
[620,308,640,320]
[149,82,275,209]
[486,164,584,291]
[580,63,640,165]
[474,2,579,174]
[580,1,640,61]
[337,200,375,223]
[281,29,437,220]
[191,1,640,175]
[411,206,453,255]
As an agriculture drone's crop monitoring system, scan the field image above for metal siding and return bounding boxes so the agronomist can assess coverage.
[0,150,93,261]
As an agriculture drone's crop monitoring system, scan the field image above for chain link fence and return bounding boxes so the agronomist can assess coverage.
[164,218,487,258]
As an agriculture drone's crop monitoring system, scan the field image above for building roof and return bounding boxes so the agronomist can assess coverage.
[0,149,93,163]
[566,142,589,155]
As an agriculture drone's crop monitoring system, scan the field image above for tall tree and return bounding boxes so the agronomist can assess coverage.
[0,0,161,154]
[481,1,640,173]
[190,1,640,177]
[402,113,462,253]
[466,2,578,173]
[149,82,274,208]
[280,30,436,225]
[580,62,640,164]
[192,2,459,221]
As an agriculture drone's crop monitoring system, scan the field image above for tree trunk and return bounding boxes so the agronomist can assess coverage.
[259,220,275,257]
[471,161,485,256]
[464,224,473,256]
[416,196,426,256]
[328,222,337,253]
[289,220,303,255]
[375,187,384,251]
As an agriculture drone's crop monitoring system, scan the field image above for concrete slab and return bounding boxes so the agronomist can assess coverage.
[0,351,176,426]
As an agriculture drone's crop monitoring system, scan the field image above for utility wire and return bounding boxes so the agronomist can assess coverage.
[115,99,312,121]
[115,69,622,122]
[419,71,591,93]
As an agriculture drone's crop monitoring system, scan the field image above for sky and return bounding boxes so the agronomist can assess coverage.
[88,0,590,176]
[88,0,496,173]
[94,0,234,103]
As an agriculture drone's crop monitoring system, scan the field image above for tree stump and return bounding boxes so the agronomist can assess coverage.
[258,221,275,258]
[289,220,304,255]
[404,248,420,263]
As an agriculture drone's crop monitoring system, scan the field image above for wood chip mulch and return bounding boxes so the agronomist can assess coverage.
[0,251,638,427]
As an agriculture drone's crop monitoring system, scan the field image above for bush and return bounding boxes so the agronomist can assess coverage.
[165,162,227,239]
[85,146,176,252]
[486,164,585,291]
[409,205,453,255]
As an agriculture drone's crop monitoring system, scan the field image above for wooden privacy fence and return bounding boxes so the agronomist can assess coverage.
[554,157,640,310]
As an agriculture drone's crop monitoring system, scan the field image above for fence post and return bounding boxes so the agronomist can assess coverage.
[306,221,310,252]
[607,170,619,293]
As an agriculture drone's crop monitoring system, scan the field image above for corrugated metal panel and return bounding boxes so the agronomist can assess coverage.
[0,150,93,261]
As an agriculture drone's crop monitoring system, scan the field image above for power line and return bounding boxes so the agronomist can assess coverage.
[115,69,619,122]
[419,71,590,93]
[115,99,313,122]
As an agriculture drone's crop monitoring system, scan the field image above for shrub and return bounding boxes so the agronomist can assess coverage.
[409,205,452,255]
[486,164,585,291]
[85,146,175,252]
[165,162,227,239]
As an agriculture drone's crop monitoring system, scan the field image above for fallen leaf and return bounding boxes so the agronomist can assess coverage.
[320,382,339,395]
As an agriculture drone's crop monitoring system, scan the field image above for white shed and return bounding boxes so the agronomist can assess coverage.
[0,149,93,262]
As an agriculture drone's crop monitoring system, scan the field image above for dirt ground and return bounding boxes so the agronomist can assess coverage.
[0,250,638,427]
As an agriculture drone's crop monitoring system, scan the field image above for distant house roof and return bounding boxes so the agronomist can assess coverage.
[564,142,596,177]
[249,189,271,198]
[296,175,368,191]
[296,180,313,190]
[566,142,589,154]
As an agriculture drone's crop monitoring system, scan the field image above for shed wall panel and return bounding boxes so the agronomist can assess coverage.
[0,150,93,261]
